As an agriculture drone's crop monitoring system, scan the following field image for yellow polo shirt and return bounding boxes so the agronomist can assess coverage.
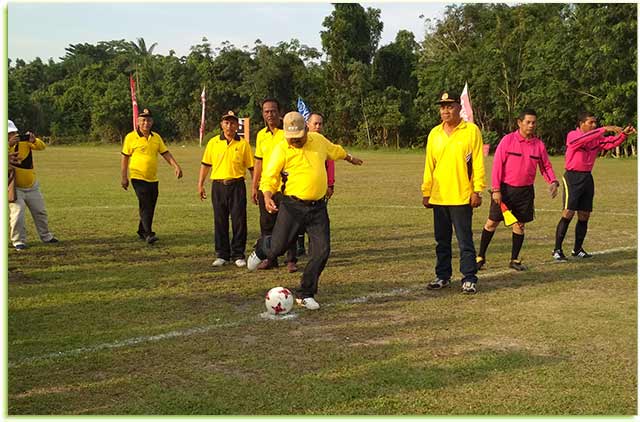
[201,134,254,180]
[260,132,347,201]
[422,120,486,205]
[11,138,46,188]
[255,126,285,189]
[122,130,168,182]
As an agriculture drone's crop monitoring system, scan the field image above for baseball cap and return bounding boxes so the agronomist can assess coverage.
[435,92,461,105]
[8,120,18,133]
[221,110,239,121]
[138,108,153,118]
[283,112,306,138]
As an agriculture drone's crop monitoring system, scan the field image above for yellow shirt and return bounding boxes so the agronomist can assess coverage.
[260,132,347,201]
[255,126,285,189]
[11,138,46,188]
[122,130,168,182]
[201,135,254,180]
[422,120,486,205]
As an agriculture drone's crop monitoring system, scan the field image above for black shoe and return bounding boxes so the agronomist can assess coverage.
[509,259,527,271]
[552,249,568,261]
[571,248,592,259]
[461,280,477,294]
[476,256,486,270]
[44,237,59,244]
[146,235,158,244]
[427,277,451,290]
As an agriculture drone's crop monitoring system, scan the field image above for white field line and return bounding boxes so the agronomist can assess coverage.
[9,246,636,368]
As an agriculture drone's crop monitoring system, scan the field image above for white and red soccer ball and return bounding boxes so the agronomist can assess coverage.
[265,287,294,315]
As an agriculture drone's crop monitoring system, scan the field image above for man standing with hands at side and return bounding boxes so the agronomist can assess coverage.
[121,108,183,245]
[422,92,485,294]
[247,112,363,310]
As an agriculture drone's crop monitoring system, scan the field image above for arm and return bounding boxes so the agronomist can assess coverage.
[326,160,335,198]
[567,127,609,150]
[197,164,211,200]
[252,159,263,205]
[161,151,183,179]
[470,127,485,208]
[344,152,363,165]
[421,134,435,207]
[30,134,46,151]
[120,154,130,190]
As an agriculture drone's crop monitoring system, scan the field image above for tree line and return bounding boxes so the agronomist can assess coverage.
[8,3,637,155]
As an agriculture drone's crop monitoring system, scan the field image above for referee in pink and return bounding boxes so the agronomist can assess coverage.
[477,109,559,271]
[552,112,636,260]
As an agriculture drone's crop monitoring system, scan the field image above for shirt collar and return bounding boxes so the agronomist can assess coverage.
[265,122,283,135]
[221,133,241,142]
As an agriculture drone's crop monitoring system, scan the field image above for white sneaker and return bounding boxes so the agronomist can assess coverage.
[211,258,228,267]
[296,297,320,310]
[247,251,261,271]
[234,258,247,268]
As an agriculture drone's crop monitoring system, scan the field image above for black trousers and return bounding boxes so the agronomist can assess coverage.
[257,190,297,263]
[131,179,159,239]
[212,180,247,260]
[433,205,478,283]
[260,196,330,298]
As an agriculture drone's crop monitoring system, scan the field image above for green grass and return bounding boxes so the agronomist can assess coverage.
[7,145,637,415]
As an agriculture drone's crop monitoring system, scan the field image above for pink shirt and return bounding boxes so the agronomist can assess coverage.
[325,160,335,186]
[492,130,557,190]
[565,127,627,172]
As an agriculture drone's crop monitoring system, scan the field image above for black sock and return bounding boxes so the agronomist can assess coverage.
[555,217,571,250]
[574,220,588,252]
[478,228,495,259]
[511,232,525,260]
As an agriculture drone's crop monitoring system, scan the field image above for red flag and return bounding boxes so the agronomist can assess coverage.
[460,82,474,124]
[129,74,139,131]
[199,86,206,146]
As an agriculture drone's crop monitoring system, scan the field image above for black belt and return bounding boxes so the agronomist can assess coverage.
[213,177,244,185]
[288,195,325,206]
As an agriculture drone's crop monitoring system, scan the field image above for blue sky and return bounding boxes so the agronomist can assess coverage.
[7,2,448,62]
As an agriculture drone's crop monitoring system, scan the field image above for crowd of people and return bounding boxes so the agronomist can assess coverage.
[8,90,636,309]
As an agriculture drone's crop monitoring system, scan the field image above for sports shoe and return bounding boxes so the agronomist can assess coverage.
[211,258,228,267]
[461,280,477,294]
[427,277,451,290]
[247,252,261,271]
[287,261,298,273]
[571,248,592,259]
[476,256,486,270]
[145,235,158,244]
[509,259,527,271]
[234,258,247,268]
[296,297,320,310]
[552,249,568,261]
[257,259,278,270]
[14,244,27,251]
[44,237,59,243]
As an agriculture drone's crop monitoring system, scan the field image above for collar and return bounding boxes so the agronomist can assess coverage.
[137,129,153,138]
[439,119,466,132]
[220,133,241,142]
[265,122,283,135]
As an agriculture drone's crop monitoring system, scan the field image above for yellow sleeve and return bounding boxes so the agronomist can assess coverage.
[255,130,264,159]
[421,133,435,197]
[259,143,285,194]
[323,135,347,161]
[122,133,134,156]
[243,140,254,169]
[157,134,168,154]
[31,138,46,151]
[201,139,214,165]
[471,125,486,193]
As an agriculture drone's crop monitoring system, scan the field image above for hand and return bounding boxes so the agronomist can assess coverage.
[326,186,334,199]
[121,177,129,190]
[251,187,259,205]
[265,196,278,213]
[9,151,20,167]
[8,133,19,147]
[422,196,432,208]
[350,156,363,165]
[622,125,637,135]
[470,192,482,208]
[603,125,623,134]
[175,166,183,179]
[491,191,502,205]
[199,186,207,201]
[28,132,36,143]
[549,182,559,199]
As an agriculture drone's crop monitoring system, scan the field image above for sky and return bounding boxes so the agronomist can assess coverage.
[6,1,449,63]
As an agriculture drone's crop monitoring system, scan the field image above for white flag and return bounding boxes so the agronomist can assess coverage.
[460,82,474,124]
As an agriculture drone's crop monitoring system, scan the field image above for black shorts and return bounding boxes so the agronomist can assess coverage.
[562,170,594,212]
[488,184,535,223]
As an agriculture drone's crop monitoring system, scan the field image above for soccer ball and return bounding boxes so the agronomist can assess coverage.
[265,287,295,315]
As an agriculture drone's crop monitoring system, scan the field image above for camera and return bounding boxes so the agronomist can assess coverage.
[19,133,31,141]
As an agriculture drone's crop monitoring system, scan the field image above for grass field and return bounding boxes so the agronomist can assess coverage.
[5,145,637,415]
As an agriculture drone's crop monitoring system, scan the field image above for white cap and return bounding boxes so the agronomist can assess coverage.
[8,120,18,133]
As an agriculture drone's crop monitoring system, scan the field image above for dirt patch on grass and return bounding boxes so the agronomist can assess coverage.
[8,268,39,284]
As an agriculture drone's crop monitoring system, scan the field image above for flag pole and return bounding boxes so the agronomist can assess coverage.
[199,86,206,147]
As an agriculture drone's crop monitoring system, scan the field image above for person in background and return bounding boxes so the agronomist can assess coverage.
[8,119,58,251]
[121,108,183,245]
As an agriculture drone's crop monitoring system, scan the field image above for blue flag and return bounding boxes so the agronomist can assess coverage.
[297,97,311,122]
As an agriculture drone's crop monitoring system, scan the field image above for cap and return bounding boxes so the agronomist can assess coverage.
[435,92,461,105]
[8,120,18,133]
[221,110,239,121]
[138,108,153,118]
[283,112,306,138]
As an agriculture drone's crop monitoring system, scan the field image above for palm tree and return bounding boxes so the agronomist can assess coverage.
[126,38,159,99]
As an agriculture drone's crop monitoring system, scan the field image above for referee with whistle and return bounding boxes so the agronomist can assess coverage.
[247,112,363,310]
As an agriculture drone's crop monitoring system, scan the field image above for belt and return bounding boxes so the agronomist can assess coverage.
[213,177,244,185]
[288,195,325,206]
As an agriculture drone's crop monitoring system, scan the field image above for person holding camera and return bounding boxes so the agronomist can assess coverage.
[8,119,58,251]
